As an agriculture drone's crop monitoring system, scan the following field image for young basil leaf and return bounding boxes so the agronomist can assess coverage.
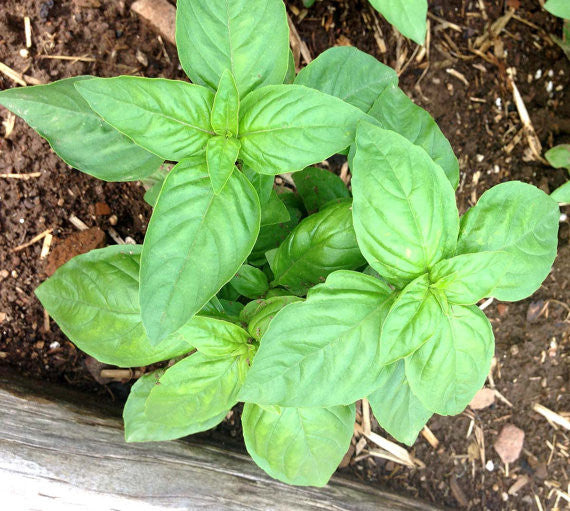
[270,201,366,296]
[284,49,296,84]
[243,168,274,206]
[405,304,494,415]
[295,46,398,112]
[292,166,351,214]
[140,158,261,344]
[545,144,570,171]
[75,77,214,161]
[260,190,291,226]
[368,0,428,45]
[430,251,508,305]
[351,123,459,289]
[211,70,239,136]
[239,85,370,175]
[242,403,355,486]
[145,351,247,428]
[124,371,226,442]
[0,76,162,181]
[239,271,395,407]
[240,296,303,340]
[229,264,269,300]
[35,245,194,367]
[217,299,245,322]
[456,182,559,301]
[380,274,444,365]
[176,0,289,96]
[142,165,170,207]
[551,181,570,204]
[367,361,432,446]
[206,136,240,194]
[368,85,459,189]
[544,0,570,19]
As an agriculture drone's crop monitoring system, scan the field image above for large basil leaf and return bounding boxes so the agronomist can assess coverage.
[239,271,395,407]
[368,85,459,189]
[35,245,194,367]
[368,361,432,446]
[124,371,226,442]
[380,274,443,365]
[270,201,366,296]
[544,0,570,19]
[140,159,260,343]
[406,304,494,415]
[0,77,161,181]
[351,123,459,289]
[229,264,269,299]
[75,77,214,161]
[176,0,289,96]
[210,70,239,136]
[457,182,559,301]
[430,251,508,304]
[239,85,368,175]
[369,0,428,45]
[295,46,398,112]
[240,296,303,340]
[206,136,240,194]
[242,403,355,486]
[292,166,351,214]
[145,351,247,427]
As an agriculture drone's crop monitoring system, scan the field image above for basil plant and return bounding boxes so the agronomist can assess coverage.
[1,0,560,487]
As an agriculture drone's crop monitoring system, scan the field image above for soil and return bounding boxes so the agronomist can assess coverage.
[0,0,568,509]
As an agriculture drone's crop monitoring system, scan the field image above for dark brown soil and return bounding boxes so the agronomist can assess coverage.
[0,0,568,509]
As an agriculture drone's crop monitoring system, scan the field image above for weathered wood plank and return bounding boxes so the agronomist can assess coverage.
[0,369,439,510]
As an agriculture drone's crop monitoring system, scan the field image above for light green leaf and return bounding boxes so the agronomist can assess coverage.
[260,190,291,226]
[211,70,239,136]
[284,50,296,84]
[240,296,303,340]
[544,0,570,19]
[0,77,161,181]
[176,0,289,96]
[229,264,269,299]
[380,274,444,365]
[430,251,508,304]
[368,85,459,188]
[406,304,494,415]
[551,181,570,204]
[368,361,431,446]
[545,144,570,171]
[206,136,240,194]
[239,271,395,407]
[270,201,366,296]
[457,181,559,301]
[244,168,274,205]
[292,166,350,214]
[140,158,260,343]
[352,123,459,288]
[295,46,398,112]
[142,165,171,207]
[35,246,193,367]
[242,403,355,486]
[124,371,226,442]
[75,77,214,161]
[369,0,428,44]
[239,85,368,175]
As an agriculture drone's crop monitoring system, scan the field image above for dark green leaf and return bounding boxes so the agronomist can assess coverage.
[229,264,269,299]
[260,190,291,226]
[292,166,350,214]
[244,168,274,206]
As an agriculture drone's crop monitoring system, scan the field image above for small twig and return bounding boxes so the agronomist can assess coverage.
[479,297,494,310]
[533,403,570,431]
[69,215,89,231]
[40,233,53,259]
[11,229,53,253]
[287,13,312,67]
[38,55,96,63]
[0,61,27,86]
[0,172,41,179]
[421,425,439,449]
[361,398,371,436]
[24,16,32,48]
[100,368,144,381]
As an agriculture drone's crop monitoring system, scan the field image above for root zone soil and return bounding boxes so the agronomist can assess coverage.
[0,0,568,509]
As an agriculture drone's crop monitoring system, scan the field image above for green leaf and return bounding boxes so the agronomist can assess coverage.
[430,252,508,304]
[260,190,291,226]
[270,201,366,296]
[218,299,245,321]
[292,166,350,214]
[35,246,194,367]
[140,158,260,343]
[368,85,459,188]
[544,0,570,19]
[0,77,161,181]
[457,182,559,301]
[211,70,239,136]
[368,361,431,446]
[545,144,570,171]
[351,123,459,289]
[551,181,570,204]
[229,264,269,299]
[368,0,428,44]
[240,296,303,340]
[75,77,214,161]
[405,304,494,415]
[239,85,368,175]
[284,50,296,84]
[206,136,240,194]
[380,274,444,365]
[295,46,398,112]
[142,165,170,207]
[124,371,226,442]
[239,271,395,407]
[243,167,274,205]
[176,0,289,96]
[242,403,355,486]
[145,351,247,427]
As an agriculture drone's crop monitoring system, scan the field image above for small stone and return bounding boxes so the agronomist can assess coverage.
[49,341,60,350]
[0,312,6,323]
[497,304,509,316]
[0,270,8,280]
[109,214,118,226]
[486,460,495,471]
[494,424,525,464]
[94,201,111,216]
[470,388,495,410]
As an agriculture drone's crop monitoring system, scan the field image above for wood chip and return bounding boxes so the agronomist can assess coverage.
[508,475,530,495]
[0,172,41,179]
[40,233,53,260]
[11,229,53,253]
[0,62,27,86]
[469,388,495,410]
[131,0,176,46]
[69,215,89,231]
[494,424,524,464]
[287,14,312,67]
[421,426,439,449]
[450,476,469,507]
[361,398,371,436]
[533,403,570,431]
[24,16,32,48]
[446,68,469,86]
